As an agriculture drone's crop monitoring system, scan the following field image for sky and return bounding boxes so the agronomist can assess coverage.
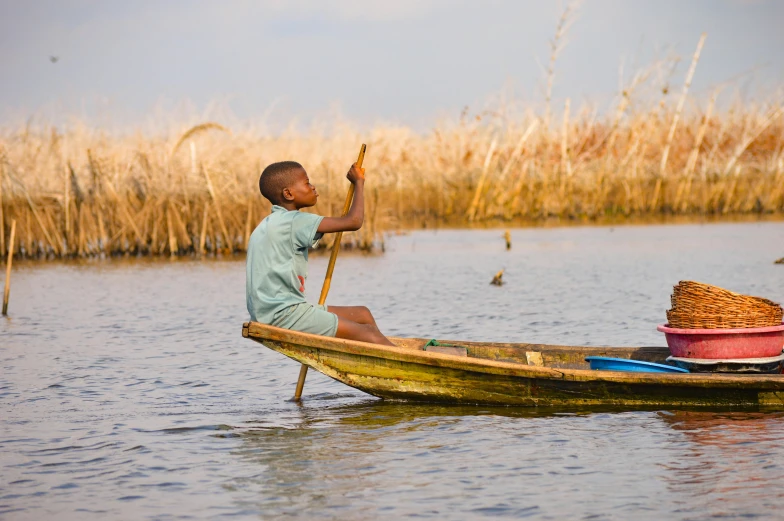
[1,0,782,129]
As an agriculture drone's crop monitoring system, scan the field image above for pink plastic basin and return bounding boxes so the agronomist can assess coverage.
[657,323,784,359]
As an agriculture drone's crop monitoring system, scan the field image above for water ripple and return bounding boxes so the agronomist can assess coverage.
[2,223,784,519]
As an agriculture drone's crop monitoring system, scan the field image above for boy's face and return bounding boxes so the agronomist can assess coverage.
[283,168,318,207]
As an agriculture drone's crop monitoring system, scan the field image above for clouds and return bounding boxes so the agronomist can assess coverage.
[0,0,781,127]
[258,0,455,22]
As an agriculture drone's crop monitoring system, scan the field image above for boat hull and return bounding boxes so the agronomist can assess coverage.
[243,322,784,408]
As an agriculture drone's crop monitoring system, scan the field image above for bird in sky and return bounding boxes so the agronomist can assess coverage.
[49,56,59,63]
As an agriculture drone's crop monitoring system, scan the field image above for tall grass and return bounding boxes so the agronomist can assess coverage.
[0,91,783,259]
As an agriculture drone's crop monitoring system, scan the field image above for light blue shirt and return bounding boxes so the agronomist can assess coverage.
[246,205,324,324]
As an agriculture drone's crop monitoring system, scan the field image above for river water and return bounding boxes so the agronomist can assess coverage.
[2,222,784,520]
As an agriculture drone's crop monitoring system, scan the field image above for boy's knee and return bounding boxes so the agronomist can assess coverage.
[358,306,373,321]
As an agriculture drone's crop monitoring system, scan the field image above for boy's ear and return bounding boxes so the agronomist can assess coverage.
[282,187,294,202]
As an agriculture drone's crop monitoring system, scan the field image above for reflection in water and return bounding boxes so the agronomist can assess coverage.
[2,223,784,519]
[657,411,784,517]
[230,403,784,519]
[232,403,569,518]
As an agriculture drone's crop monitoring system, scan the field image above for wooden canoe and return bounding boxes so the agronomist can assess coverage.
[242,322,784,407]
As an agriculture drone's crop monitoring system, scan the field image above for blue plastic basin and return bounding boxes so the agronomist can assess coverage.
[584,356,689,373]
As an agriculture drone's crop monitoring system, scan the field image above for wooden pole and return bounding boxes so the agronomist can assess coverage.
[64,163,70,242]
[293,144,366,400]
[1,162,6,255]
[3,219,16,316]
[199,202,209,255]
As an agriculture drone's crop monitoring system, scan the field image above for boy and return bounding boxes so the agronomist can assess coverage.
[246,160,395,346]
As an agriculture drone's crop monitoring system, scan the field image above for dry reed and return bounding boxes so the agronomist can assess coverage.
[1,54,783,260]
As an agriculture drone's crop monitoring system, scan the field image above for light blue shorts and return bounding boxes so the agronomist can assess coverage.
[271,302,339,338]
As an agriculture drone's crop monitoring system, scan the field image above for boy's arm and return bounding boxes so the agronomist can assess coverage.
[317,163,365,233]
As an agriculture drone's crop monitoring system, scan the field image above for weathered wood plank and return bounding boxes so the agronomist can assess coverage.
[242,321,784,407]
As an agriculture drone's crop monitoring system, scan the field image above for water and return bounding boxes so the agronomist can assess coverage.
[2,221,784,520]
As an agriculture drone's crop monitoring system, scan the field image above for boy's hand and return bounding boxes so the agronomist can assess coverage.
[346,163,365,185]
[318,162,366,233]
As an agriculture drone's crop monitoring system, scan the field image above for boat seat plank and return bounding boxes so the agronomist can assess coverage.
[394,337,670,369]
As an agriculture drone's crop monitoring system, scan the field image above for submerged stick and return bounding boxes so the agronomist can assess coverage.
[293,144,366,401]
[3,219,16,315]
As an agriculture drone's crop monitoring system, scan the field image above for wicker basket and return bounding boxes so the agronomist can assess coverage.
[669,294,783,315]
[666,310,783,329]
[667,281,783,329]
[671,281,779,311]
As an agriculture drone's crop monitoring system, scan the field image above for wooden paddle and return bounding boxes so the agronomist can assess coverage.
[293,144,366,400]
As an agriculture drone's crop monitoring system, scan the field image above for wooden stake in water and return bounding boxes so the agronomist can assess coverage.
[490,269,504,286]
[3,219,17,316]
[293,144,366,401]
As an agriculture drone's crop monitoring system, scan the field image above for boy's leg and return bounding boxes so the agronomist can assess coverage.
[328,305,395,346]
[327,305,377,326]
[334,317,396,346]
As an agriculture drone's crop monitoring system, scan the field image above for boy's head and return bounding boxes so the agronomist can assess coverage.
[258,161,318,207]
